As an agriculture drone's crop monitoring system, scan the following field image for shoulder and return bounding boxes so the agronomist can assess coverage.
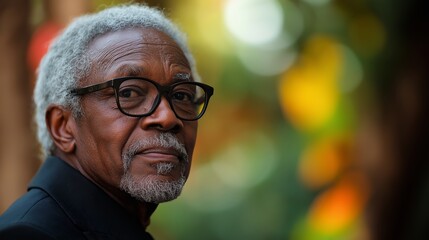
[1,188,52,223]
[0,222,56,240]
[0,188,83,239]
[1,188,61,224]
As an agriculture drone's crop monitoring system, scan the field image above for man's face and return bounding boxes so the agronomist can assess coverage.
[73,27,198,203]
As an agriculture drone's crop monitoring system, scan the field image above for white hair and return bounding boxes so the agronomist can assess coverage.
[34,4,200,157]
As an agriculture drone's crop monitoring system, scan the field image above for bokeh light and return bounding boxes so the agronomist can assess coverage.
[299,134,351,189]
[279,35,342,132]
[211,132,278,189]
[182,162,246,212]
[236,46,297,76]
[224,0,283,46]
[308,173,368,234]
[338,46,363,93]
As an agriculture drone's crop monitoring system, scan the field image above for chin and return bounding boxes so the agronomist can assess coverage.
[119,171,186,203]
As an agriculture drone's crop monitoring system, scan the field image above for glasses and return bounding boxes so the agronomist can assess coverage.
[71,77,214,121]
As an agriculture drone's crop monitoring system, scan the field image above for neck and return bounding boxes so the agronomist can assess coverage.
[89,178,159,229]
[136,202,158,228]
[90,177,159,229]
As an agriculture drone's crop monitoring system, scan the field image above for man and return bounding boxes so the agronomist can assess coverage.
[0,4,213,240]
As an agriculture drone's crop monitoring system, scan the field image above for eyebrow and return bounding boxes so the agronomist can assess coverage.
[114,64,145,77]
[173,72,192,82]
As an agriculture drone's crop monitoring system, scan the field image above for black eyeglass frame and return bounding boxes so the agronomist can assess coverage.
[70,76,214,121]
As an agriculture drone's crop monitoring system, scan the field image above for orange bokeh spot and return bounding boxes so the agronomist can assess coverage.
[299,135,352,189]
[308,174,369,234]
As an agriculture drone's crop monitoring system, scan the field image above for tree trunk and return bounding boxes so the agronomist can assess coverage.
[0,0,39,213]
[365,1,429,239]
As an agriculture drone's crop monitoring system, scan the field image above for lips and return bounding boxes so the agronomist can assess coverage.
[136,147,183,163]
[122,133,189,170]
[142,151,179,161]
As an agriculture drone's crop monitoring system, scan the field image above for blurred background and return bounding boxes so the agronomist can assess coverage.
[0,0,428,239]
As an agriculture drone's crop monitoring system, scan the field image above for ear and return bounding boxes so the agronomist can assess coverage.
[46,105,77,154]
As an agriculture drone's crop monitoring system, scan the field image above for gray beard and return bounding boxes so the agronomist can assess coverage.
[119,133,188,203]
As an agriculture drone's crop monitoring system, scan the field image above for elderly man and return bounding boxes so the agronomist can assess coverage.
[0,4,213,240]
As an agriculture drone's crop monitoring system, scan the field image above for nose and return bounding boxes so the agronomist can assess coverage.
[140,96,183,132]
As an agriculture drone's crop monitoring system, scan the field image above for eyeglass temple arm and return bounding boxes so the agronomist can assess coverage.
[70,81,114,95]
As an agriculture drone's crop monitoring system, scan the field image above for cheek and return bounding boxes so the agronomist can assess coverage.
[90,117,136,157]
[78,101,137,171]
[82,100,135,149]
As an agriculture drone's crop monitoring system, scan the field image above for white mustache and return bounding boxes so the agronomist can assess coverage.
[122,133,188,170]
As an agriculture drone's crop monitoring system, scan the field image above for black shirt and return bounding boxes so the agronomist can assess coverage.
[0,156,154,240]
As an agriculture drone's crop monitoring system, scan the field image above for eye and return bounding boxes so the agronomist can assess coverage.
[172,91,193,102]
[118,87,144,98]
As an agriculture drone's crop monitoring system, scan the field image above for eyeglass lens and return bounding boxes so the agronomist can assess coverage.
[117,79,207,120]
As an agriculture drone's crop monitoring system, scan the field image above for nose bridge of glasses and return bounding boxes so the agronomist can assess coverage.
[157,84,173,97]
[148,83,171,107]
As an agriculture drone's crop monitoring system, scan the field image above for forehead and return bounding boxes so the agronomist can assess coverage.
[86,27,190,81]
[89,27,181,49]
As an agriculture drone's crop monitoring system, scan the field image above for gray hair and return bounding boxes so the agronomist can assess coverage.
[34,4,200,158]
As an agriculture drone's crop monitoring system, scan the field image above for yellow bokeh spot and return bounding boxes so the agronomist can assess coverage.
[300,36,343,83]
[279,35,344,132]
[170,0,231,54]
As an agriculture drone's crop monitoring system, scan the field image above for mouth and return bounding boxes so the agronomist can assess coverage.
[137,148,183,162]
[122,133,189,172]
[130,148,188,176]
